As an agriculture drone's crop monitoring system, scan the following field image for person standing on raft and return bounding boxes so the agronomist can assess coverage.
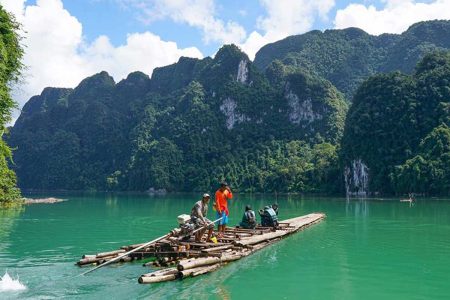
[214,182,233,237]
[190,193,214,242]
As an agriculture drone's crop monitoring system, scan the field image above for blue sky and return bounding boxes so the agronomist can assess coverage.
[24,0,386,56]
[1,0,450,118]
[63,0,258,54]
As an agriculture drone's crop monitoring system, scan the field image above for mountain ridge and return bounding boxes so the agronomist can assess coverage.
[254,20,450,99]
[8,20,450,195]
[10,43,347,192]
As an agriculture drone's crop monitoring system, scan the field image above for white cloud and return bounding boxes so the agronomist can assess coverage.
[0,0,203,123]
[239,31,268,60]
[0,0,24,19]
[117,0,335,60]
[121,0,247,45]
[257,0,334,41]
[241,0,335,59]
[335,0,450,35]
[85,33,202,81]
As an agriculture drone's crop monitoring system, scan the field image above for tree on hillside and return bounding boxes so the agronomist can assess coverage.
[341,51,450,195]
[391,124,450,195]
[0,6,23,205]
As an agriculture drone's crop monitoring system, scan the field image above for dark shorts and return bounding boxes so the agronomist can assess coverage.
[191,216,213,229]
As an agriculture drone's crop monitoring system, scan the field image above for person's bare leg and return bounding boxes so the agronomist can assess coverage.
[207,228,213,241]
[197,228,206,242]
[195,231,200,242]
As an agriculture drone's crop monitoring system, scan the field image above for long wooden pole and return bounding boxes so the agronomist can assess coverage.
[192,217,222,235]
[80,233,170,276]
[80,216,223,276]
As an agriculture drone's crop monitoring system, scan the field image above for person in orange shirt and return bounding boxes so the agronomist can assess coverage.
[215,182,233,237]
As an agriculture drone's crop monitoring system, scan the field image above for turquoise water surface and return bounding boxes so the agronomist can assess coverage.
[1,193,449,299]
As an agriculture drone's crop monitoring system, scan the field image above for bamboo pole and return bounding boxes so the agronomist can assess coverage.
[131,250,203,258]
[192,264,221,276]
[177,256,220,271]
[138,268,179,283]
[80,233,170,276]
[178,241,228,247]
[201,245,233,253]
[178,264,215,278]
[220,252,245,262]
[138,274,176,284]
[77,255,116,266]
[235,230,290,246]
[96,249,126,258]
[141,268,179,277]
[77,257,100,266]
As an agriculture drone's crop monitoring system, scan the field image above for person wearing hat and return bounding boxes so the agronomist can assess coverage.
[240,205,256,229]
[214,182,233,237]
[190,193,214,242]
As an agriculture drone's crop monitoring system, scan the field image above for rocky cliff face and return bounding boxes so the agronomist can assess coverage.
[344,159,370,196]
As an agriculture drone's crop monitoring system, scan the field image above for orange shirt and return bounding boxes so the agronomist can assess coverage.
[215,189,233,212]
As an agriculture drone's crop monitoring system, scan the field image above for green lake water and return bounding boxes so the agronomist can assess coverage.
[1,193,450,299]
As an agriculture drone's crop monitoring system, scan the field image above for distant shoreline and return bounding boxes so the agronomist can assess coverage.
[23,197,67,204]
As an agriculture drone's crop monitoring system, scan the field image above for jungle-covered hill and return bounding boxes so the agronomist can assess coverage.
[255,20,450,99]
[342,51,450,196]
[7,20,450,195]
[9,45,348,193]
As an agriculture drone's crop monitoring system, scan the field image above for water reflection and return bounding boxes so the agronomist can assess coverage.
[0,207,24,252]
[105,194,118,208]
[345,199,369,217]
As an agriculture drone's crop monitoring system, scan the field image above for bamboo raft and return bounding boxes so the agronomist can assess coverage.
[77,212,325,283]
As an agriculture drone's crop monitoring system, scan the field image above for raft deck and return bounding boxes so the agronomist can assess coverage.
[77,212,325,283]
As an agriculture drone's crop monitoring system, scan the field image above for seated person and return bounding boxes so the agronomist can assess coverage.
[272,203,279,215]
[190,193,214,242]
[259,205,279,228]
[240,205,257,229]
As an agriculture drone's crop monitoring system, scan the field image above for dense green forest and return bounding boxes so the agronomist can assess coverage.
[0,7,22,204]
[255,20,450,100]
[9,45,347,193]
[7,20,450,196]
[342,51,450,195]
